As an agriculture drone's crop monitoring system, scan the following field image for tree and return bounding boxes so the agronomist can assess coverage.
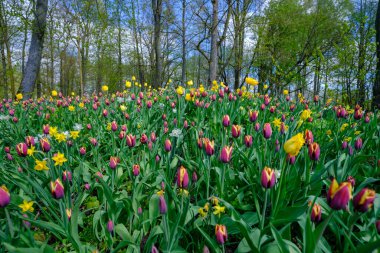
[374,0,380,109]
[20,0,48,99]
[152,0,163,88]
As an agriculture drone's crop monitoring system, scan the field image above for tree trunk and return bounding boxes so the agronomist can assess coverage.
[357,0,367,105]
[152,0,162,88]
[22,20,28,76]
[20,0,48,99]
[373,0,380,109]
[117,0,122,90]
[181,0,186,85]
[209,0,218,85]
[0,2,8,98]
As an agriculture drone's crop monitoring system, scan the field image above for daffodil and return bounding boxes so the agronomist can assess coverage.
[52,152,67,166]
[70,131,80,139]
[272,118,281,129]
[79,102,84,108]
[354,131,361,135]
[102,85,109,92]
[340,123,349,132]
[176,86,185,96]
[52,90,58,97]
[27,145,36,156]
[68,106,75,112]
[245,77,258,86]
[300,110,312,121]
[35,159,49,171]
[283,90,289,95]
[213,205,226,217]
[16,93,23,100]
[49,127,58,136]
[55,133,66,143]
[19,200,34,213]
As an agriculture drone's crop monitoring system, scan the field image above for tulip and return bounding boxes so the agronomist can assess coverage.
[110,121,118,131]
[109,157,119,169]
[164,139,172,152]
[308,142,320,161]
[0,185,10,207]
[244,135,253,148]
[354,137,362,150]
[261,167,276,189]
[66,208,72,221]
[4,146,10,153]
[254,123,260,132]
[220,146,233,163]
[280,122,286,135]
[231,125,241,138]
[176,166,189,189]
[107,220,114,233]
[204,138,215,156]
[284,133,305,156]
[342,141,348,150]
[22,214,31,228]
[327,178,352,210]
[365,115,370,123]
[140,133,148,144]
[62,171,72,182]
[192,171,198,182]
[151,246,159,253]
[353,188,376,212]
[126,134,136,147]
[133,164,140,176]
[215,224,228,244]
[159,195,167,214]
[150,132,156,142]
[348,146,354,156]
[311,203,322,223]
[25,136,35,147]
[262,123,272,139]
[304,130,314,145]
[249,110,259,122]
[222,115,230,127]
[286,154,296,165]
[50,179,65,199]
[16,143,28,157]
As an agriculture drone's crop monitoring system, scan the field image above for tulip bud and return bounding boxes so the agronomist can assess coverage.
[348,146,354,156]
[164,139,172,152]
[151,246,159,253]
[203,245,210,253]
[126,134,136,147]
[65,208,72,221]
[204,139,215,156]
[261,167,276,188]
[62,171,72,182]
[220,146,233,163]
[140,133,148,144]
[310,203,322,223]
[254,123,260,132]
[133,164,140,176]
[43,124,50,134]
[244,135,253,148]
[150,132,156,142]
[107,220,114,233]
[40,138,51,152]
[341,141,348,150]
[262,123,272,139]
[6,153,13,161]
[0,185,10,207]
[22,214,31,228]
[222,115,230,127]
[249,110,258,122]
[159,195,167,214]
[109,156,119,169]
[286,154,296,165]
[50,179,65,199]
[176,166,189,189]
[354,137,362,150]
[25,136,35,147]
[192,171,198,182]
[308,142,320,161]
[231,125,241,138]
[304,130,314,145]
[215,224,228,244]
[353,188,376,212]
[327,178,352,210]
[16,143,28,157]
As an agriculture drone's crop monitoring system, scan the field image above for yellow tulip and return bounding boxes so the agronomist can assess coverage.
[245,77,259,86]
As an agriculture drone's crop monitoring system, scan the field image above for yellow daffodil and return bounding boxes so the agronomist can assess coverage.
[300,110,312,121]
[68,106,75,112]
[49,127,58,136]
[55,133,66,143]
[34,159,49,171]
[198,207,207,217]
[326,130,332,135]
[79,102,84,108]
[132,76,136,81]
[27,145,36,156]
[157,189,165,196]
[213,205,226,217]
[272,118,281,129]
[52,152,67,166]
[19,200,34,213]
[340,123,349,132]
[52,90,58,97]
[187,80,193,86]
[70,131,80,139]
[126,81,132,88]
[176,86,185,96]
[283,90,289,95]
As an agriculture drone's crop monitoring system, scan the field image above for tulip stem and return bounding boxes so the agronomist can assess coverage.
[220,164,226,198]
[260,190,269,230]
[343,213,361,252]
